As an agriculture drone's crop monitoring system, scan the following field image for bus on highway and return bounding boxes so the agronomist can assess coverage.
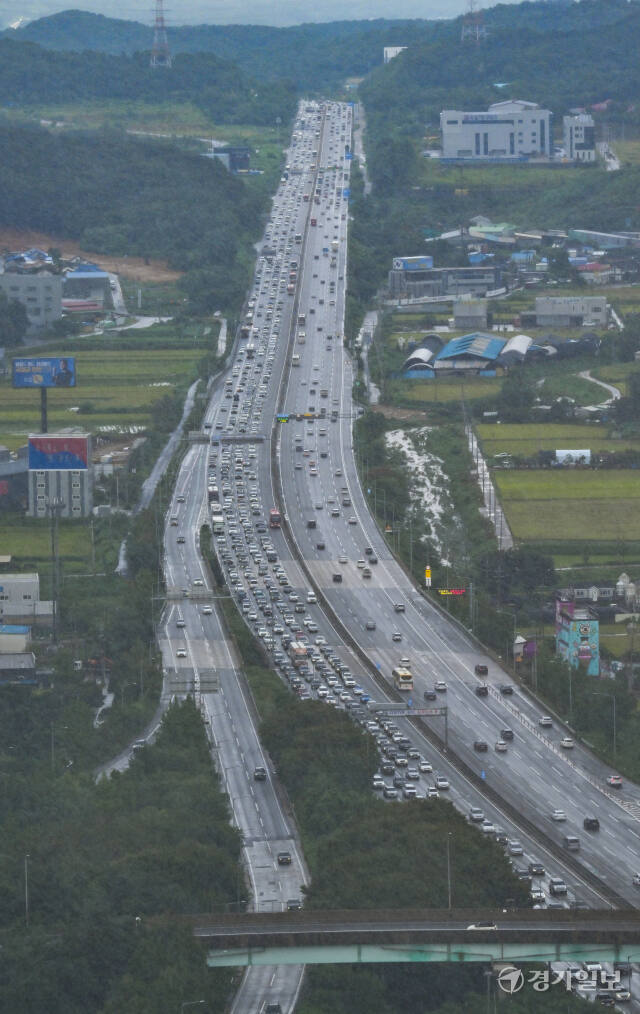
[392,666,413,692]
[269,507,282,529]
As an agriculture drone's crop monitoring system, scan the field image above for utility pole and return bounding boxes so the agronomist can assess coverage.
[24,853,30,928]
[49,496,63,645]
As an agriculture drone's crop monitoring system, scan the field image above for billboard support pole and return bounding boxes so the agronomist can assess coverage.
[41,389,48,434]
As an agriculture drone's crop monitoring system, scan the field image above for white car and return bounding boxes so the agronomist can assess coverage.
[418,760,432,773]
[550,809,567,821]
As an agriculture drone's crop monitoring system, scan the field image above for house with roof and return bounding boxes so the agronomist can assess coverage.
[62,263,111,308]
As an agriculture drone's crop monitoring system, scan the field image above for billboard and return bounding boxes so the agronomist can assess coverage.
[12,357,76,389]
[29,435,89,471]
[392,256,434,271]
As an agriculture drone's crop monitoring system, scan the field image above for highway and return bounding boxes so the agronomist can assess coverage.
[158,99,640,1009]
[199,100,640,909]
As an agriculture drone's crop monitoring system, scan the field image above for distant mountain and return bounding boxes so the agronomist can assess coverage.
[2,0,469,31]
[3,10,439,87]
[6,1,640,90]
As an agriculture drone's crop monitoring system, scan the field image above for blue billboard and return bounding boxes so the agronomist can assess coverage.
[12,357,76,389]
[392,256,434,272]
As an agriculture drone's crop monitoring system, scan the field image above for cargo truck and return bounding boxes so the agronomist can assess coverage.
[288,641,308,668]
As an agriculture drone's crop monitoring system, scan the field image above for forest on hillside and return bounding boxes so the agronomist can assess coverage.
[7,0,640,89]
[0,37,297,124]
[0,123,269,314]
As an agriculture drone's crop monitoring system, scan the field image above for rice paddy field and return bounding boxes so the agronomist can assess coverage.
[494,469,640,541]
[477,423,640,457]
[0,346,203,447]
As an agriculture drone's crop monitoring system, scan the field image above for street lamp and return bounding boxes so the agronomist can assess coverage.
[446,832,452,910]
[590,692,617,757]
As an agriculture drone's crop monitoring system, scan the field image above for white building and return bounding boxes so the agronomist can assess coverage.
[535,296,608,328]
[0,271,62,332]
[0,573,52,621]
[383,46,407,63]
[440,100,552,161]
[563,114,596,162]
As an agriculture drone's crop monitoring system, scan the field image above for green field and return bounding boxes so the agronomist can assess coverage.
[495,469,640,540]
[0,345,203,444]
[400,376,502,403]
[0,515,93,569]
[477,423,640,457]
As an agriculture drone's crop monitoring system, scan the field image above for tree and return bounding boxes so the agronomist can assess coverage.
[0,288,28,346]
[497,369,535,422]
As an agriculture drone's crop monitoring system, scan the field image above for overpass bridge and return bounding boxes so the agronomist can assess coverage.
[192,909,640,968]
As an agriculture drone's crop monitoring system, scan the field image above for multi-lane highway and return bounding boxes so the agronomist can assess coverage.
[158,99,640,1010]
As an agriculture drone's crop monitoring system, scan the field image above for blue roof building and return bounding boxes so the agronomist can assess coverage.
[434,332,506,373]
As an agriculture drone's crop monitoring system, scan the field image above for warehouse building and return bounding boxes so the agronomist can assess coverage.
[62,263,111,308]
[0,573,52,623]
[434,332,506,374]
[0,652,37,685]
[453,298,488,330]
[388,263,502,299]
[440,100,552,161]
[535,296,608,328]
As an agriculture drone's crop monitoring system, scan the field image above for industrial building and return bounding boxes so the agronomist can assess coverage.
[0,573,53,622]
[0,652,37,685]
[453,298,488,330]
[402,332,538,376]
[62,263,111,310]
[440,100,552,162]
[0,623,30,653]
[562,114,596,163]
[534,295,608,328]
[388,263,502,299]
[27,431,93,519]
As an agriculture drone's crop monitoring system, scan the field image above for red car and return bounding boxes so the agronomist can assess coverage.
[607,775,623,788]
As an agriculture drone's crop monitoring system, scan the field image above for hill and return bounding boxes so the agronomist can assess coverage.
[361,1,640,134]
[0,122,268,314]
[6,1,640,90]
[5,11,437,88]
[0,36,296,123]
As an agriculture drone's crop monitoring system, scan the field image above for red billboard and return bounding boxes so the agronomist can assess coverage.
[28,435,89,471]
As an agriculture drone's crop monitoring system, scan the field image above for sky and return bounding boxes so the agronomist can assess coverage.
[3,0,517,30]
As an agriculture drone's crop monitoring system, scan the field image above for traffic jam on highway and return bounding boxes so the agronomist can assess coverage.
[165,100,640,1005]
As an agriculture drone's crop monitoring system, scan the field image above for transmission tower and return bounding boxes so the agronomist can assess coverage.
[461,0,488,43]
[150,0,172,68]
